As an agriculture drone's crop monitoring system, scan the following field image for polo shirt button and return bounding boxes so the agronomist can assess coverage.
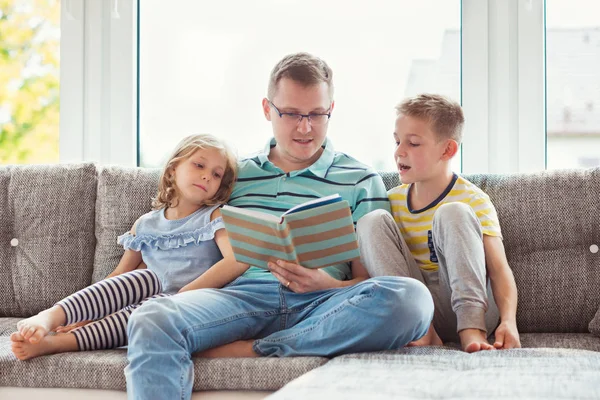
[10,238,19,247]
[591,244,599,254]
[282,177,286,181]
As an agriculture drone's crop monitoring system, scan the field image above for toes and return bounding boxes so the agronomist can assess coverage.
[10,332,25,342]
[22,326,36,341]
[465,342,481,353]
[29,329,46,344]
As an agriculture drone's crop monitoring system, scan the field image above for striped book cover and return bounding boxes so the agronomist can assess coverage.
[221,194,360,269]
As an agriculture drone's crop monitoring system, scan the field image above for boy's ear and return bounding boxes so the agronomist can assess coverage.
[441,139,459,160]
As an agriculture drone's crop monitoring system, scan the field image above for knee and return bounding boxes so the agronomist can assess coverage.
[372,277,434,331]
[357,209,394,235]
[433,203,478,233]
[128,298,175,342]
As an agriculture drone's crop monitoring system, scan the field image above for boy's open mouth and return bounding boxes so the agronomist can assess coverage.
[398,163,411,172]
[293,138,313,144]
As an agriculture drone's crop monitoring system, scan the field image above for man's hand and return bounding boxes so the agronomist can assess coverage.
[268,260,343,293]
[493,320,521,349]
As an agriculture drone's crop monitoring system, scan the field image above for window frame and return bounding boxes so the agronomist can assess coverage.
[60,0,547,173]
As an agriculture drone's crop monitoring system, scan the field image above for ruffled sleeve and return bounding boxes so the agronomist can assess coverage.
[116,217,226,251]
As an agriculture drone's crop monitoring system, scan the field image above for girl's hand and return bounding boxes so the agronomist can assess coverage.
[54,320,91,333]
[268,260,343,293]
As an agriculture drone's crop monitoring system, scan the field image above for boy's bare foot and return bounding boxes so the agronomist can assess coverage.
[16,306,67,344]
[407,323,443,347]
[10,331,78,360]
[459,328,495,353]
[195,340,259,358]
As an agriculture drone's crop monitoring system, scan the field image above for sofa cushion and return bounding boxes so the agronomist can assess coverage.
[92,167,160,283]
[0,336,327,391]
[0,164,97,317]
[268,347,600,400]
[380,169,600,333]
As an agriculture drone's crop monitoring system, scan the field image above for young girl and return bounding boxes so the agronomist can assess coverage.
[11,134,247,360]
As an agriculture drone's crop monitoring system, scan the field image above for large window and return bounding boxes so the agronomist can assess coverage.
[139,0,461,171]
[0,0,60,165]
[546,0,600,170]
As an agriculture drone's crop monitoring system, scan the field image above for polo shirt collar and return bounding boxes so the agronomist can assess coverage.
[257,137,335,178]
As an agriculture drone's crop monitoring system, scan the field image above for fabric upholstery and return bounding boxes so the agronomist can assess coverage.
[0,336,327,391]
[380,168,600,333]
[92,166,160,283]
[268,347,600,399]
[0,164,97,317]
[1,165,599,394]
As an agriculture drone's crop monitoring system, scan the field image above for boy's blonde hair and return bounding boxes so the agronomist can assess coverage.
[395,94,464,143]
[152,134,238,210]
[268,52,334,101]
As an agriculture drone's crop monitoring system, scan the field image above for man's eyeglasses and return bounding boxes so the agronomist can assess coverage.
[268,101,331,126]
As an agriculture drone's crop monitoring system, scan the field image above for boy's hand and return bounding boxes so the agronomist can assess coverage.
[493,320,521,349]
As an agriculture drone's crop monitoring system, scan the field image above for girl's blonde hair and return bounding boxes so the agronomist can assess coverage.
[152,134,238,210]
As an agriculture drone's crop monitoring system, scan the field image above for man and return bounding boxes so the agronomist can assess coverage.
[125,52,434,400]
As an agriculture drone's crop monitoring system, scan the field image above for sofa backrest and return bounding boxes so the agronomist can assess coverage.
[0,164,97,317]
[92,166,160,283]
[381,168,600,333]
[1,164,598,335]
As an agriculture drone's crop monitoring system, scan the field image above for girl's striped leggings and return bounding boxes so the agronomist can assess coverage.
[55,269,168,351]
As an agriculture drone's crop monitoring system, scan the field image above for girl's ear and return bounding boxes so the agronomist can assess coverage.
[441,139,459,161]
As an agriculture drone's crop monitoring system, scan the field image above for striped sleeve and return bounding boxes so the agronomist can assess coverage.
[468,193,502,238]
[352,169,391,224]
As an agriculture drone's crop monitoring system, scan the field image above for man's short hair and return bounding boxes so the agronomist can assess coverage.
[396,94,464,143]
[268,52,334,100]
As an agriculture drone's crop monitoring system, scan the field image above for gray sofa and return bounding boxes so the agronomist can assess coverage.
[1,163,600,399]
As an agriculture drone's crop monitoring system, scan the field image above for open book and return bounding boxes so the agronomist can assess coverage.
[221,194,360,269]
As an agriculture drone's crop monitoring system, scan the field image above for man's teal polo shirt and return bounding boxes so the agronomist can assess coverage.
[228,138,391,280]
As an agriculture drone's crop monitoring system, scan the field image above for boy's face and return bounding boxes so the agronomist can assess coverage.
[393,114,454,185]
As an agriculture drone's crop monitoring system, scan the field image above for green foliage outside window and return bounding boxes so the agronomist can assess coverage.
[0,0,60,164]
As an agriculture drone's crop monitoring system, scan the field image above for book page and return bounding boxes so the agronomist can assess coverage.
[221,205,280,223]
[282,193,342,216]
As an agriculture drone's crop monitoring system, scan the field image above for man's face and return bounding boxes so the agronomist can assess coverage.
[263,78,334,171]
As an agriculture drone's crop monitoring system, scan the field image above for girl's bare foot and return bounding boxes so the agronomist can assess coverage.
[10,331,78,360]
[459,328,495,353]
[195,340,258,358]
[16,306,67,344]
[407,323,443,347]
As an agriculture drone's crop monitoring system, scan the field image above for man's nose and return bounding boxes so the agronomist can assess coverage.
[297,116,312,134]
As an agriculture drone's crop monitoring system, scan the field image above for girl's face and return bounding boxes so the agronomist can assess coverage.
[172,147,227,206]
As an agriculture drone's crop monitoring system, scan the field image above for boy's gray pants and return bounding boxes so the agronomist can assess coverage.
[357,203,500,343]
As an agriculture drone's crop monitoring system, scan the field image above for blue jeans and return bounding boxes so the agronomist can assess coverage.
[125,276,433,400]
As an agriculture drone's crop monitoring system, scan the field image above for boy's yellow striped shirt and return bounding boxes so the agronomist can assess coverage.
[388,174,502,272]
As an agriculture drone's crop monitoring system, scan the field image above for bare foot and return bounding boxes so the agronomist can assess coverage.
[195,340,259,358]
[16,306,67,344]
[10,331,78,360]
[459,328,495,353]
[407,323,443,347]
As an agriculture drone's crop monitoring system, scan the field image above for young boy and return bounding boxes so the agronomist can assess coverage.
[357,94,521,353]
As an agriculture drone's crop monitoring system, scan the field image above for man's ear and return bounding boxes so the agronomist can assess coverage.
[262,98,272,121]
[441,139,459,160]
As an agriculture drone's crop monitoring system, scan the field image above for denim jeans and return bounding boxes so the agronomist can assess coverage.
[125,276,434,400]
